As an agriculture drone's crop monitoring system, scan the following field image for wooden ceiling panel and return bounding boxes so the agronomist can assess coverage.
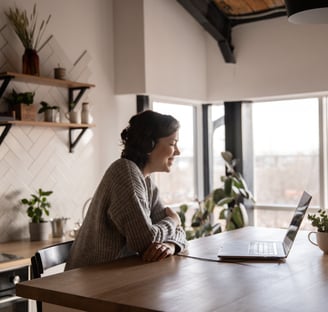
[177,0,288,64]
[213,0,286,16]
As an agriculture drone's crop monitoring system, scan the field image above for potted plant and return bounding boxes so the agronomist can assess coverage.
[212,151,255,231]
[308,209,328,253]
[178,198,222,240]
[21,188,53,241]
[38,101,59,122]
[5,89,36,121]
[178,151,254,239]
[5,3,51,75]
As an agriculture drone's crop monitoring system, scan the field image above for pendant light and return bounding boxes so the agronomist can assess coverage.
[285,0,328,24]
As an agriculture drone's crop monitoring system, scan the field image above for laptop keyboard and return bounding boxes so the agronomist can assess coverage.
[249,241,278,256]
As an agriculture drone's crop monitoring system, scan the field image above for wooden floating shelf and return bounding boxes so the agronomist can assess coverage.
[0,72,95,89]
[2,120,96,129]
[0,72,95,152]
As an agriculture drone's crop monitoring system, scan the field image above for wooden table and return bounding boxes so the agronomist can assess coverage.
[16,227,328,311]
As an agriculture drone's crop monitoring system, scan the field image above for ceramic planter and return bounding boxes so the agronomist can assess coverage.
[29,221,51,241]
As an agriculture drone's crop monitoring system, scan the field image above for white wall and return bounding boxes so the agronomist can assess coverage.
[207,16,328,101]
[113,0,146,94]
[143,0,207,101]
[114,0,208,101]
[0,0,118,242]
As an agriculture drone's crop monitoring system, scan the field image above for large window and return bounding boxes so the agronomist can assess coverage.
[150,96,325,230]
[252,98,319,207]
[152,102,196,205]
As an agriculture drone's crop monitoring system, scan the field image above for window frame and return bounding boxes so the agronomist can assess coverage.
[150,96,203,207]
[140,94,328,222]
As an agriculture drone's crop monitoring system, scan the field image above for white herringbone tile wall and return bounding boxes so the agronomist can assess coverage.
[0,124,97,242]
[0,31,98,242]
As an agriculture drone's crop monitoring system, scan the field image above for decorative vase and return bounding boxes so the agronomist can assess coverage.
[81,102,93,124]
[22,49,40,76]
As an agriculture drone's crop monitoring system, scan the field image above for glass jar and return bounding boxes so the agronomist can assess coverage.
[22,49,40,76]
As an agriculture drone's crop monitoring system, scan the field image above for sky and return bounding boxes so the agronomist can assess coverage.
[252,98,319,156]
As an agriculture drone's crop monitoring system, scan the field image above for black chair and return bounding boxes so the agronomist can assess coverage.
[31,240,74,312]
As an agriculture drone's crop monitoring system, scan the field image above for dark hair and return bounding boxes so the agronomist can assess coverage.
[120,110,179,169]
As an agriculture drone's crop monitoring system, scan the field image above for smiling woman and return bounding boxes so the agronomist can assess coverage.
[65,110,188,270]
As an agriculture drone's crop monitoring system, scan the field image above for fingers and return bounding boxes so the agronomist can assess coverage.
[142,243,174,262]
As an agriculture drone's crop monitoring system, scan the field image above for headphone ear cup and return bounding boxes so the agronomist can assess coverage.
[140,138,154,153]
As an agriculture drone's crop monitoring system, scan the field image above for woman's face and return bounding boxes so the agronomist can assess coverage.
[143,131,180,176]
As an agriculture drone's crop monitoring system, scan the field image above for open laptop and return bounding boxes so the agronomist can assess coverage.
[217,191,312,260]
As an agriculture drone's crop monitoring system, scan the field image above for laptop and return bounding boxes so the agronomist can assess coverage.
[217,191,312,260]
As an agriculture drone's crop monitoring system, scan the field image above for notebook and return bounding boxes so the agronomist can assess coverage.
[217,191,312,260]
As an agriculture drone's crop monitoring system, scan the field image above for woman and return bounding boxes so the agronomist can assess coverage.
[65,110,188,270]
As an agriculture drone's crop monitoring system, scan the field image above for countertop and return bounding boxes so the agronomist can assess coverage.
[0,236,73,270]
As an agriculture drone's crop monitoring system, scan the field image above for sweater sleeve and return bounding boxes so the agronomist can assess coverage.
[108,160,186,253]
[148,177,188,253]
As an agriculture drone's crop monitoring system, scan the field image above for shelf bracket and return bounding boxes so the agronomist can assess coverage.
[68,87,89,111]
[0,75,14,98]
[69,127,88,153]
[0,123,12,145]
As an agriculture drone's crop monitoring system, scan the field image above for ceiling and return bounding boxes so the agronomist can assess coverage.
[177,0,287,63]
[213,0,286,22]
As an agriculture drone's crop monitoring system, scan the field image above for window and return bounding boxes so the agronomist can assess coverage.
[151,96,325,230]
[152,102,196,205]
[252,98,319,207]
[211,105,225,189]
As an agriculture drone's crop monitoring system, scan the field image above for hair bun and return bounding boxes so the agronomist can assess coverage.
[120,127,129,143]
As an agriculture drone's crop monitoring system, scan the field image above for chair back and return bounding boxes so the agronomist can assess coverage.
[32,240,74,278]
[31,240,74,312]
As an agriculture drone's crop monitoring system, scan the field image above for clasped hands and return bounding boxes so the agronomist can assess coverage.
[142,242,175,262]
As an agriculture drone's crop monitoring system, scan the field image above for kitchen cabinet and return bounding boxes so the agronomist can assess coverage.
[0,237,73,312]
[0,72,95,152]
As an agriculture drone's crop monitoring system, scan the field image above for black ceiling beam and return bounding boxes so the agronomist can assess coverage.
[177,0,235,63]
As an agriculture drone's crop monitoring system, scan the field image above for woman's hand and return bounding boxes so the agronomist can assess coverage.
[142,242,175,262]
[165,207,181,226]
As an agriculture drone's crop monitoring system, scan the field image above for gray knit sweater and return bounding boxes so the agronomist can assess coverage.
[65,158,188,270]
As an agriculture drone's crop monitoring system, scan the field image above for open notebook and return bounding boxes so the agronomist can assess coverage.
[217,191,312,260]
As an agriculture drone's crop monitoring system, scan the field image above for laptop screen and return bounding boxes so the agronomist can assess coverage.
[283,191,312,255]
